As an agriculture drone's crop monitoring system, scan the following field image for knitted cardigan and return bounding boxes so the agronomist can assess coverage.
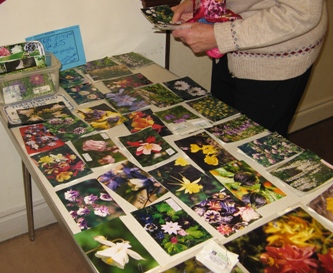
[214,0,328,80]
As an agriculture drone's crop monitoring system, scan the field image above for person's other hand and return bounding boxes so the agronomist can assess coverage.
[171,0,193,23]
[172,22,217,54]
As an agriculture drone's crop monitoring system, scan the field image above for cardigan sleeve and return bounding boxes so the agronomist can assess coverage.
[214,0,325,54]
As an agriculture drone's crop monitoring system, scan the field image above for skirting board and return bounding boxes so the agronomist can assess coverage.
[0,199,56,242]
[289,98,333,133]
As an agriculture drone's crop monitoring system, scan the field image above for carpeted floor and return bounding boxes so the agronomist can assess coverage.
[0,223,93,273]
[1,117,332,273]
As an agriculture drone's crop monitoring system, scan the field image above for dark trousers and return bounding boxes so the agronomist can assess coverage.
[211,55,312,137]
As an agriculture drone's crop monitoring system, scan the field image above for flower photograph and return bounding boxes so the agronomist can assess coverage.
[224,207,333,273]
[74,217,159,273]
[64,83,104,105]
[209,160,286,209]
[154,105,202,124]
[76,56,119,75]
[19,124,65,155]
[124,109,172,137]
[44,115,95,142]
[2,73,56,103]
[16,101,72,124]
[192,188,261,237]
[131,198,212,256]
[207,115,266,143]
[56,179,124,230]
[174,131,236,172]
[31,144,92,187]
[270,150,333,192]
[97,160,168,209]
[163,76,209,100]
[59,68,89,89]
[104,87,150,114]
[149,158,224,207]
[238,132,304,167]
[72,133,127,168]
[136,83,184,108]
[308,184,333,223]
[186,95,239,122]
[111,52,153,69]
[77,103,126,130]
[118,127,177,167]
[102,73,152,92]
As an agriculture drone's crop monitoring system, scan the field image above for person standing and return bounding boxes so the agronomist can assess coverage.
[172,0,328,137]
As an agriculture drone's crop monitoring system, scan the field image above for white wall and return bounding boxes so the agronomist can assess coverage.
[0,0,166,241]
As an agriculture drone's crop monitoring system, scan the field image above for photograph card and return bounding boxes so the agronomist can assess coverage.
[56,179,125,230]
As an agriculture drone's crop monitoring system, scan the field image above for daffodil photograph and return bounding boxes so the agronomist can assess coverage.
[74,217,159,273]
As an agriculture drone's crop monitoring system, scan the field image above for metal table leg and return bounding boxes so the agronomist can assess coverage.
[22,161,35,241]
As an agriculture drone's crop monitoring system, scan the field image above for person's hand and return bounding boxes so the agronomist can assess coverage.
[171,0,193,23]
[172,22,217,54]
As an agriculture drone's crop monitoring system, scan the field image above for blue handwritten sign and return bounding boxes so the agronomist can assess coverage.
[26,25,86,71]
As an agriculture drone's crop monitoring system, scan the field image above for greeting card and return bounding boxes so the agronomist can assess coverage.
[44,114,95,142]
[59,68,89,89]
[307,184,333,223]
[123,109,172,137]
[174,131,237,172]
[206,115,266,143]
[56,179,125,230]
[163,76,209,100]
[118,127,177,167]
[238,132,304,167]
[270,150,333,193]
[77,103,126,130]
[136,83,183,108]
[102,73,152,92]
[19,123,65,154]
[31,144,92,187]
[104,87,150,114]
[149,157,223,207]
[209,160,286,209]
[131,198,212,256]
[192,189,261,237]
[224,206,333,273]
[79,58,132,81]
[76,57,119,75]
[74,217,159,273]
[154,104,210,134]
[64,83,104,105]
[111,52,154,69]
[16,101,72,124]
[97,160,167,209]
[72,133,127,168]
[186,95,239,123]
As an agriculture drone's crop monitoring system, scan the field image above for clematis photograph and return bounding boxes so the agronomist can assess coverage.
[74,217,159,273]
[224,207,333,273]
[131,198,212,256]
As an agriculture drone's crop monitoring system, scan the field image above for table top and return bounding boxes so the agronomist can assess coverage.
[1,60,333,273]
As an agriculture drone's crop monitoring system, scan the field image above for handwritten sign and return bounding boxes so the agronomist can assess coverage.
[26,25,86,71]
